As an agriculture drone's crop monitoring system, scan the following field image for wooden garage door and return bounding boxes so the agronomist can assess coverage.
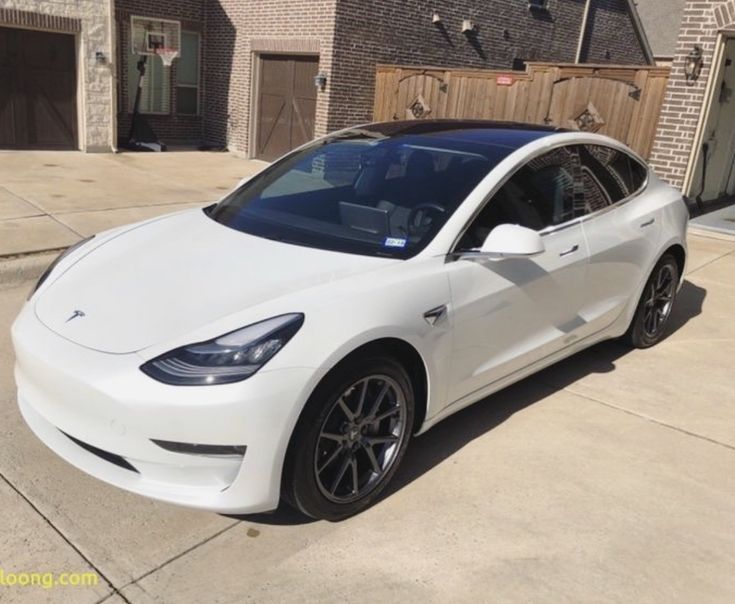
[0,27,77,150]
[256,55,318,161]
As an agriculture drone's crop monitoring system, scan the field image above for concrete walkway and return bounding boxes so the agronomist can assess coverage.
[0,150,266,257]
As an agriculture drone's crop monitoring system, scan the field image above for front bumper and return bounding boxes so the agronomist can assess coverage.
[12,303,315,514]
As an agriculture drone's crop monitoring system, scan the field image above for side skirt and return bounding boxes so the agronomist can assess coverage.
[417,327,620,434]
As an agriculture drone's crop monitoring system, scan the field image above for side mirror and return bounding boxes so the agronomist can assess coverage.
[478,224,545,258]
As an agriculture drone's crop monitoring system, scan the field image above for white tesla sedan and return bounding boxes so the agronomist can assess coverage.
[12,121,688,520]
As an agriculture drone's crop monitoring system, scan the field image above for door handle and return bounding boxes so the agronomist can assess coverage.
[559,244,579,257]
[640,218,655,228]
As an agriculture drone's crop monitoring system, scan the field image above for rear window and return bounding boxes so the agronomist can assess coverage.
[578,145,648,210]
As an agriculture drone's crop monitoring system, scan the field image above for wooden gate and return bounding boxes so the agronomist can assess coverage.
[373,63,669,159]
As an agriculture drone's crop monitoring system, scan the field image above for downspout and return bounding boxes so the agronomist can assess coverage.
[624,0,655,65]
[109,0,118,151]
[575,0,592,64]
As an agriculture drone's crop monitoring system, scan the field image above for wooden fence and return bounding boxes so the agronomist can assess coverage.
[373,62,670,159]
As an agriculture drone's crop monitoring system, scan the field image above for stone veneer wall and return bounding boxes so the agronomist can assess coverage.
[0,1,115,151]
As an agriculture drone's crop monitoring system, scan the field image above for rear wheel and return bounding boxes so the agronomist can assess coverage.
[624,254,679,348]
[282,356,414,520]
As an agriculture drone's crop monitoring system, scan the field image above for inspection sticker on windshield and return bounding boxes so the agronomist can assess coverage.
[384,237,407,248]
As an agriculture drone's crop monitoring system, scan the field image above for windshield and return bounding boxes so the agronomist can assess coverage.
[208,132,513,258]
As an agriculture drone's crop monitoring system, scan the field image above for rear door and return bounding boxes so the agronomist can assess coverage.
[577,145,660,334]
[446,145,591,404]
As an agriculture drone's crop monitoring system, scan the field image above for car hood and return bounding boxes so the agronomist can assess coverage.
[35,209,395,354]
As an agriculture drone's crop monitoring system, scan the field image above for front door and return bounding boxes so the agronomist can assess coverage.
[256,54,318,161]
[0,27,77,150]
[700,38,735,202]
[446,145,591,405]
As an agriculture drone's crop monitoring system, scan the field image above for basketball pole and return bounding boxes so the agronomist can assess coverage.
[127,54,148,144]
[126,17,180,152]
[126,40,167,152]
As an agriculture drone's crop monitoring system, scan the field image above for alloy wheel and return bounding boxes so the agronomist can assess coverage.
[314,375,408,504]
[642,263,676,338]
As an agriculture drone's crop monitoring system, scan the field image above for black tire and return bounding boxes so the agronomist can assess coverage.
[282,355,414,521]
[624,253,679,348]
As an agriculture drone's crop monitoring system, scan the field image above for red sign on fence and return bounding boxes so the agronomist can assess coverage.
[496,75,514,86]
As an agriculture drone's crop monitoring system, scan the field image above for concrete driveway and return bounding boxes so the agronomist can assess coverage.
[0,150,265,257]
[1,231,734,603]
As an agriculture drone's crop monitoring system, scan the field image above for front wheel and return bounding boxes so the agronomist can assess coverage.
[624,253,679,348]
[282,356,414,520]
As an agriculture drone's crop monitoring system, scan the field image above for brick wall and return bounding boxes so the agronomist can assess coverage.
[0,1,114,151]
[205,0,649,155]
[202,0,239,148]
[116,0,206,146]
[649,1,734,191]
[325,0,649,134]
[203,0,337,153]
[580,0,648,64]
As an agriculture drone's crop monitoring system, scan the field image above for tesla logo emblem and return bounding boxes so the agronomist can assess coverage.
[65,310,86,323]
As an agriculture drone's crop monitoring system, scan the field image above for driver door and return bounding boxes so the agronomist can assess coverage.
[445,145,591,405]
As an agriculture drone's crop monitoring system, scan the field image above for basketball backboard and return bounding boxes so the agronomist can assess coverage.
[130,15,181,65]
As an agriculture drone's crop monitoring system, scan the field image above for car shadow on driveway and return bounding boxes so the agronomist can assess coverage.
[233,280,706,525]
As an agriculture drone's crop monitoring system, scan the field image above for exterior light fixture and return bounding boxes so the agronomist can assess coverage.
[314,72,327,91]
[432,12,442,24]
[461,19,475,34]
[684,46,704,85]
[95,51,107,66]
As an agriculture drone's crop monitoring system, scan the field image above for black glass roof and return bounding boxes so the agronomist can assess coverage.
[352,119,565,151]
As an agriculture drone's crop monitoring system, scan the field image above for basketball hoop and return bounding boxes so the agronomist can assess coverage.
[130,15,181,61]
[155,47,179,68]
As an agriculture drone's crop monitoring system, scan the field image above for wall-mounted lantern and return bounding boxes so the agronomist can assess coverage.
[314,72,327,91]
[461,19,475,34]
[432,12,442,24]
[95,51,108,66]
[684,46,704,85]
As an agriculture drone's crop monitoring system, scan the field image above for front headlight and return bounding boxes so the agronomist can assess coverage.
[29,236,95,300]
[140,313,304,386]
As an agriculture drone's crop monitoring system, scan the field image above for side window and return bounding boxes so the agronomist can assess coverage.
[456,146,583,249]
[580,145,647,208]
[176,32,201,115]
[578,145,624,209]
[627,156,648,193]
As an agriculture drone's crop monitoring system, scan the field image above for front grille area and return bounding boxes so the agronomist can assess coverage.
[60,431,139,474]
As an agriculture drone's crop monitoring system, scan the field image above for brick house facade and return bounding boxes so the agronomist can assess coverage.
[2,0,650,155]
[649,0,735,205]
[323,0,649,138]
[202,0,338,155]
[208,0,651,156]
[0,1,115,151]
